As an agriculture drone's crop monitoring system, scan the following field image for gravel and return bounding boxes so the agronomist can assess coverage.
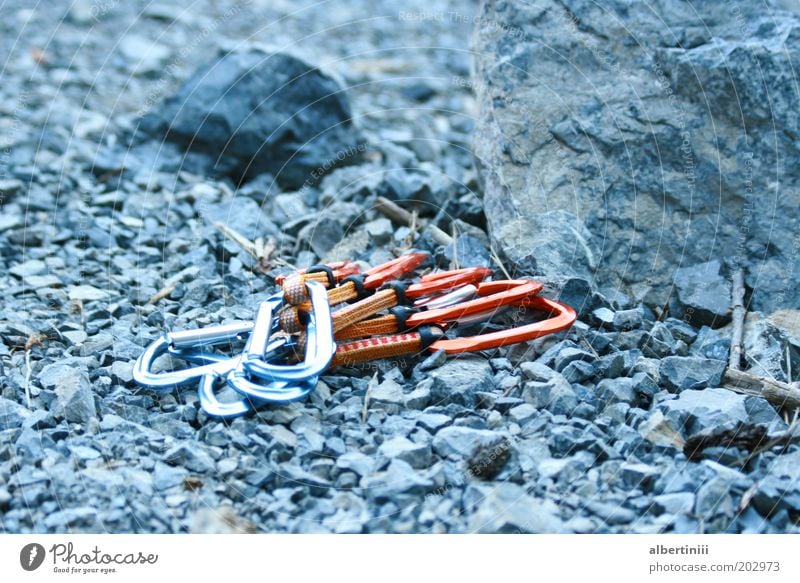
[1,0,798,536]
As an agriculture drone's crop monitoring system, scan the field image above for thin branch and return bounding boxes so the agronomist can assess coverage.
[729,268,746,370]
[723,368,800,410]
[213,221,257,256]
[489,246,511,279]
[450,223,460,270]
[373,196,452,246]
[148,283,177,305]
[24,350,33,409]
[213,222,280,271]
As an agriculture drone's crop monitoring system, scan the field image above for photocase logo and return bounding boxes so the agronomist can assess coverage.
[20,543,46,571]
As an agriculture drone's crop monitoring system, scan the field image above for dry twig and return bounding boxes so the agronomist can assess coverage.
[24,350,33,409]
[213,221,280,271]
[373,196,452,246]
[147,282,176,305]
[723,368,800,410]
[489,246,511,279]
[729,268,746,370]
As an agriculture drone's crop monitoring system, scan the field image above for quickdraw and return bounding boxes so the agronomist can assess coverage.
[132,251,576,418]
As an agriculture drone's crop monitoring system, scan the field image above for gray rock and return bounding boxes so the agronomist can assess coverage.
[363,218,393,245]
[467,483,570,533]
[592,307,615,329]
[522,375,579,416]
[68,284,110,301]
[202,197,278,240]
[428,357,493,407]
[583,501,637,526]
[509,403,537,425]
[370,378,405,410]
[561,360,596,383]
[378,436,432,469]
[631,372,660,402]
[640,322,678,358]
[109,361,134,384]
[612,307,645,330]
[119,35,171,73]
[336,451,375,477]
[553,347,595,373]
[43,507,96,530]
[519,361,558,382]
[190,507,256,534]
[472,0,800,313]
[597,378,637,407]
[140,47,360,188]
[153,461,188,491]
[0,178,23,199]
[418,349,447,372]
[742,315,795,382]
[50,367,97,424]
[690,326,731,361]
[695,477,734,519]
[361,459,433,500]
[653,493,695,515]
[0,397,30,430]
[658,388,781,435]
[619,462,658,491]
[672,260,732,327]
[750,450,800,516]
[432,426,505,459]
[404,380,431,410]
[638,411,685,449]
[416,413,452,433]
[443,234,492,268]
[164,443,216,473]
[15,427,48,461]
[9,259,46,278]
[0,487,10,509]
[658,356,726,392]
[664,318,699,345]
[300,217,344,257]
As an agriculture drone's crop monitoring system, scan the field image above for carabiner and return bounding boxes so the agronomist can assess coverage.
[193,333,313,418]
[428,295,576,353]
[132,321,254,392]
[240,280,334,382]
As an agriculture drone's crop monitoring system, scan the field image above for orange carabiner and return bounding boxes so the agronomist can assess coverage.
[361,252,429,289]
[405,279,543,327]
[404,267,493,298]
[330,295,575,366]
[429,295,576,353]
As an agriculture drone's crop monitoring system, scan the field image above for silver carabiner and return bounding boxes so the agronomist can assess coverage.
[239,280,335,382]
[193,334,309,418]
[198,279,333,416]
[132,321,254,392]
[226,280,333,402]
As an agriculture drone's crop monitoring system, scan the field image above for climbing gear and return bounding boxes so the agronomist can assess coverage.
[132,251,576,418]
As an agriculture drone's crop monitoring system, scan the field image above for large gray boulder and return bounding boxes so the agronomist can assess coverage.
[472,0,800,313]
[140,47,361,188]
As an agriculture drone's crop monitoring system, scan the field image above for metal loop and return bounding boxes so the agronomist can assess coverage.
[132,321,254,392]
[240,280,334,382]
